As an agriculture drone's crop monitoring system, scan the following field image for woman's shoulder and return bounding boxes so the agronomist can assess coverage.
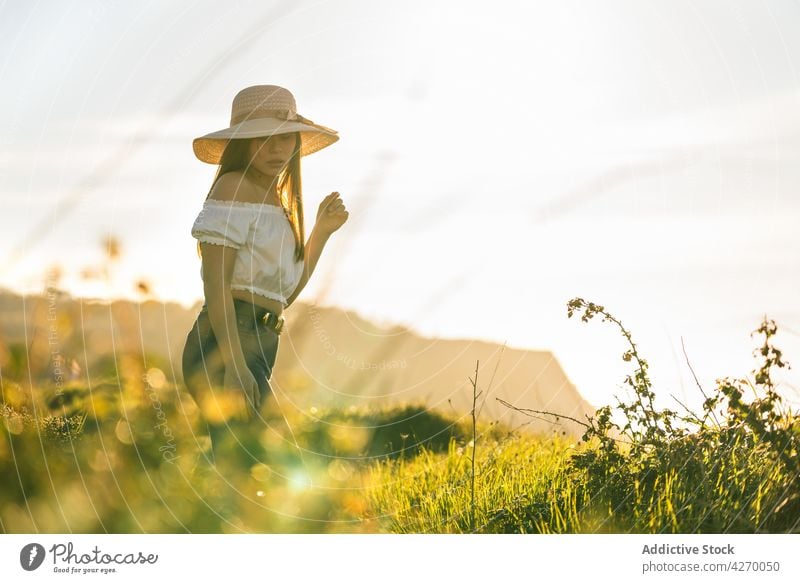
[206,171,256,203]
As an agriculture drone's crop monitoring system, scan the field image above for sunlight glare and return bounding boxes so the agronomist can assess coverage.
[288,470,313,492]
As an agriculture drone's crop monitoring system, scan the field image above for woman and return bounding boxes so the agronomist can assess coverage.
[181,85,348,464]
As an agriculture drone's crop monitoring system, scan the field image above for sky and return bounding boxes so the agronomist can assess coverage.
[1,0,799,412]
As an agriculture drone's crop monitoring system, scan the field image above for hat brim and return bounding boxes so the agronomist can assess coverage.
[192,117,339,164]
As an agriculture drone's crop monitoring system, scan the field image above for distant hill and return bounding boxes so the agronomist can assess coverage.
[0,288,594,437]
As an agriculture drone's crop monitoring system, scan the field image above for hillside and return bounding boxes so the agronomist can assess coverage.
[0,288,594,436]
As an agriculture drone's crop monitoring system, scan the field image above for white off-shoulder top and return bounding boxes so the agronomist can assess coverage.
[190,199,304,308]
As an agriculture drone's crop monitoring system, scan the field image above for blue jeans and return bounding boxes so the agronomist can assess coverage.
[181,298,280,464]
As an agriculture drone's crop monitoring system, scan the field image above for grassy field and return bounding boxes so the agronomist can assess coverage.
[1,297,798,533]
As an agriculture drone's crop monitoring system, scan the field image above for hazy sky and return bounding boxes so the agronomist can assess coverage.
[2,0,799,411]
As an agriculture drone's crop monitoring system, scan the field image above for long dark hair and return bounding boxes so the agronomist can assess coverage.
[196,133,305,263]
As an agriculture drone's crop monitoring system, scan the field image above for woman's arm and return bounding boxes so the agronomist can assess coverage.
[284,224,330,307]
[202,243,249,370]
[198,171,253,369]
[285,191,349,308]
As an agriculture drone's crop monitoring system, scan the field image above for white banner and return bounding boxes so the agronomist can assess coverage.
[1,534,798,582]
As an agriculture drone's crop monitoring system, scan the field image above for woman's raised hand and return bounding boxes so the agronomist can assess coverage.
[223,365,261,421]
[315,191,349,236]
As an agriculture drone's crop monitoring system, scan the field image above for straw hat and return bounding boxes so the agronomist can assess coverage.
[192,84,339,164]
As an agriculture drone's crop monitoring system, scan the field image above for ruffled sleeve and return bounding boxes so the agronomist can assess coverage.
[190,201,252,249]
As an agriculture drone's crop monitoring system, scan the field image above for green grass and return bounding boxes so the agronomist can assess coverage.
[365,429,574,533]
[364,423,798,533]
[2,297,798,533]
[3,391,795,533]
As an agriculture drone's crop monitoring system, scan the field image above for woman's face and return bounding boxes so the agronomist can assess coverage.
[247,133,297,177]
